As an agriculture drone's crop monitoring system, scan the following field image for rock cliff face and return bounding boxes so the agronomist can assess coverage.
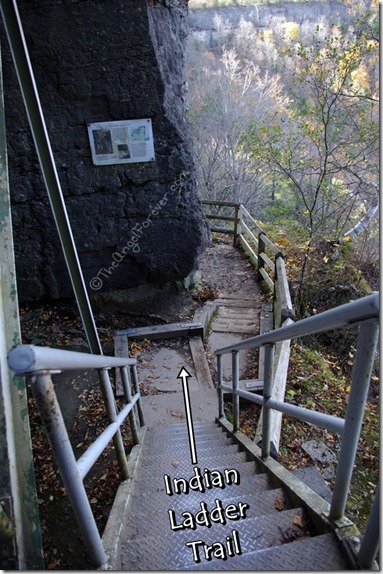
[189,1,348,47]
[1,0,208,301]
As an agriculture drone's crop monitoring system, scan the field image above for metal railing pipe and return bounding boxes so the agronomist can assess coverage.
[214,293,379,355]
[98,369,129,480]
[220,383,345,435]
[329,318,379,521]
[130,364,145,427]
[232,351,240,432]
[357,485,380,569]
[76,395,139,480]
[121,367,139,445]
[7,344,136,374]
[265,397,345,435]
[30,373,107,567]
[261,344,275,459]
[217,354,224,419]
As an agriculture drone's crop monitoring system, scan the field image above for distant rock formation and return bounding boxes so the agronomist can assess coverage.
[1,0,209,300]
[189,1,348,48]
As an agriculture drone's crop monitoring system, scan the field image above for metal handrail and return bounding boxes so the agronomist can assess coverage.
[7,344,144,568]
[215,293,379,568]
[7,343,136,373]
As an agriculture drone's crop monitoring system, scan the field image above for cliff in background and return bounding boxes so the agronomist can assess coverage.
[1,0,208,301]
[189,1,348,46]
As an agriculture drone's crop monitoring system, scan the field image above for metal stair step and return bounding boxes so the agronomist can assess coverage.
[146,420,223,433]
[188,532,350,570]
[124,487,293,539]
[129,461,264,500]
[142,442,247,466]
[131,468,273,498]
[144,459,262,478]
[121,507,311,570]
[142,423,228,442]
[143,430,235,450]
[134,449,250,474]
[138,433,249,457]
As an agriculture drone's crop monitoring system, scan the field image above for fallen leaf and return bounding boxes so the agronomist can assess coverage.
[274,497,285,510]
[293,514,305,528]
[47,559,61,569]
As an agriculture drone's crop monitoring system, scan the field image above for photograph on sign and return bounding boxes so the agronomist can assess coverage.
[88,119,155,166]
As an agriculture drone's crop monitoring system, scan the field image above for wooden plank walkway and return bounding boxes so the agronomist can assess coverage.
[206,294,264,393]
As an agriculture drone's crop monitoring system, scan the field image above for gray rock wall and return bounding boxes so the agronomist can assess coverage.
[1,0,208,301]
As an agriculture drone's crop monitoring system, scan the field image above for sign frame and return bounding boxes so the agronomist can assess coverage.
[87,118,155,166]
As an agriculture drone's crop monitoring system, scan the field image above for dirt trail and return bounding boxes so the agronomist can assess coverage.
[197,239,262,299]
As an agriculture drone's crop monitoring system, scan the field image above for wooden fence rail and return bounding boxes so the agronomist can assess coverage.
[202,200,240,245]
[202,200,294,327]
[202,199,295,452]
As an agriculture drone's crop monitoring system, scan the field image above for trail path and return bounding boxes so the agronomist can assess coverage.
[120,239,264,426]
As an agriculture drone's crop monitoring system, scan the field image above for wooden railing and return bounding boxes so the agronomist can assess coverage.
[202,200,240,246]
[202,200,294,451]
[202,201,294,329]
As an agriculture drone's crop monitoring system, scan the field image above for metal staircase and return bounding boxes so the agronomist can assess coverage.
[120,421,350,570]
[7,294,379,570]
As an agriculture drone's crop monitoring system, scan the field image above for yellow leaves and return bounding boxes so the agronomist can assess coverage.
[342,236,351,242]
[130,342,143,357]
[293,514,306,529]
[277,237,288,246]
[283,22,300,41]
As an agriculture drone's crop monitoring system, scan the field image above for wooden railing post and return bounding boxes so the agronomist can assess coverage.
[257,231,266,282]
[233,204,240,246]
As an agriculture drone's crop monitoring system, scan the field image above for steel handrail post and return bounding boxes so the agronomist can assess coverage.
[357,484,380,569]
[121,367,139,445]
[217,354,224,419]
[31,372,107,568]
[130,364,145,427]
[98,368,129,480]
[329,318,379,521]
[232,351,240,432]
[261,344,275,459]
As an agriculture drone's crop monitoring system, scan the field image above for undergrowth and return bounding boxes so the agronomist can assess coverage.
[278,343,379,533]
[235,221,379,535]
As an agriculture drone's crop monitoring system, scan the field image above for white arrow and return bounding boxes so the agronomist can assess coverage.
[177,367,198,465]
